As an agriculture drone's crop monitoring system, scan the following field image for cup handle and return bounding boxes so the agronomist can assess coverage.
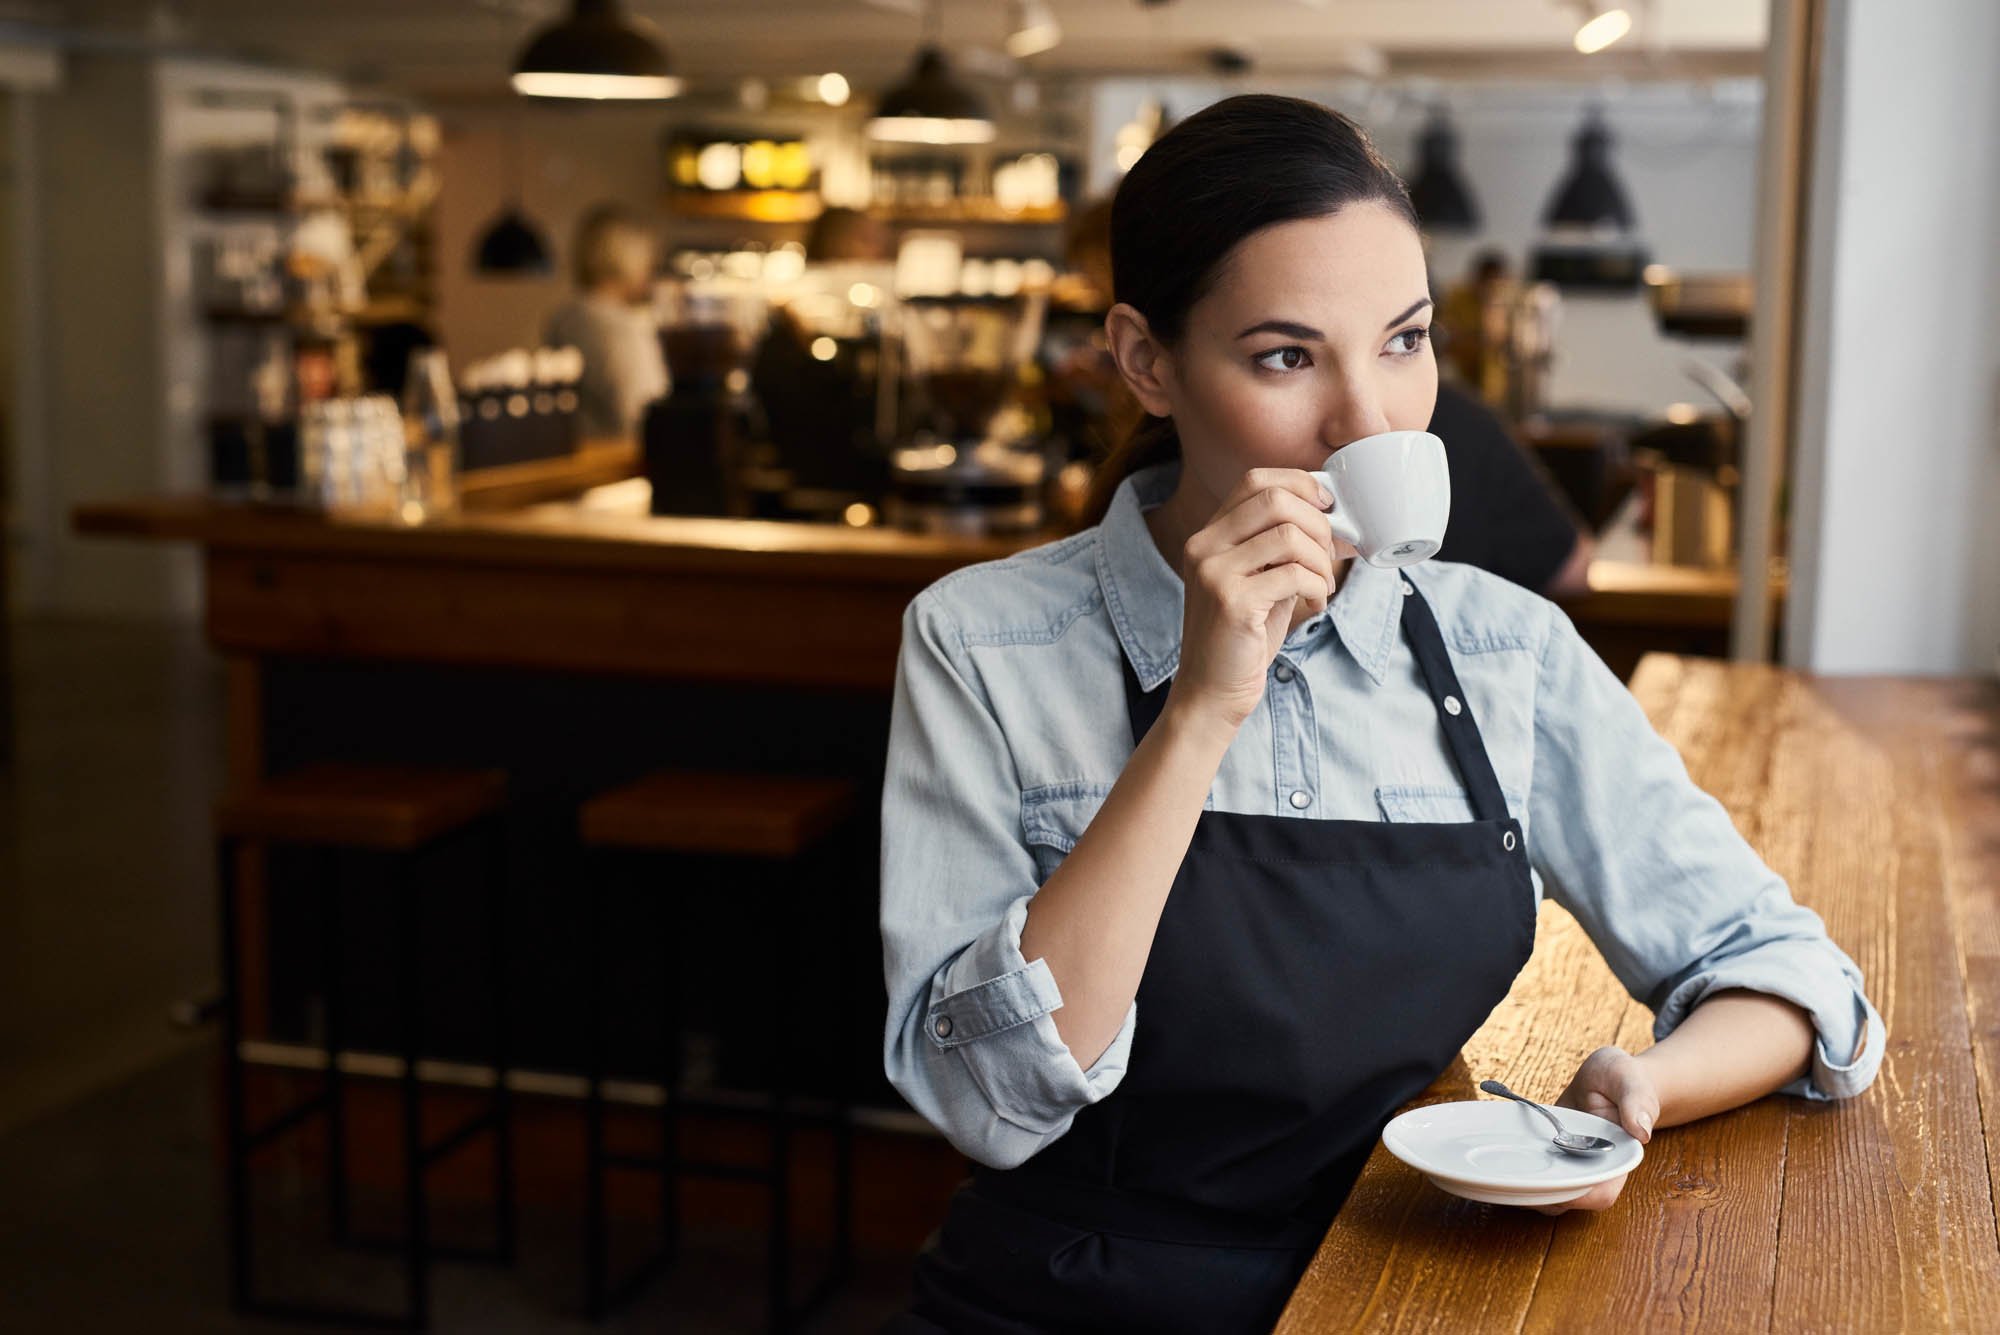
[1312,472,1364,553]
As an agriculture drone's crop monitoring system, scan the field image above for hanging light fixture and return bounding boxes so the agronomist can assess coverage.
[512,0,682,101]
[1531,107,1647,289]
[1541,109,1635,229]
[473,109,553,276]
[868,0,994,144]
[1406,105,1480,232]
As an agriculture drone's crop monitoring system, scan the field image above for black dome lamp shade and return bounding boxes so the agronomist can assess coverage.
[1407,106,1479,232]
[512,0,682,101]
[475,212,553,275]
[472,110,553,276]
[867,0,993,146]
[868,46,994,144]
[1542,111,1635,230]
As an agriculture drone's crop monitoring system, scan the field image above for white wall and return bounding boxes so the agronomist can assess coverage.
[1088,78,1764,418]
[1783,0,2000,675]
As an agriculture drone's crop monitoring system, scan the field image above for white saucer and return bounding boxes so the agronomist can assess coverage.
[1381,1099,1644,1206]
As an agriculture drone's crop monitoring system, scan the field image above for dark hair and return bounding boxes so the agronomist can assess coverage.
[1079,94,1417,527]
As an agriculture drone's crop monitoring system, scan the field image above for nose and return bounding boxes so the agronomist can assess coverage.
[1318,380,1394,454]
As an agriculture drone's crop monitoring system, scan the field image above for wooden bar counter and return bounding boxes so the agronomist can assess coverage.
[1278,656,2000,1333]
[72,493,1762,689]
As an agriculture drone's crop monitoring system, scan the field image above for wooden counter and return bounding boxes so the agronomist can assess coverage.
[72,494,1767,689]
[1277,657,2000,1331]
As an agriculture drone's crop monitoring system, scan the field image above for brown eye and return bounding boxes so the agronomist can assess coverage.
[1387,327,1431,357]
[1254,346,1312,372]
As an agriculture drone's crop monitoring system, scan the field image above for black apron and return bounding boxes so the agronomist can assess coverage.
[897,580,1538,1335]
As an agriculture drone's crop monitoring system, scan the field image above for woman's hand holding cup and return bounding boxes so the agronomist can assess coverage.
[1167,468,1347,732]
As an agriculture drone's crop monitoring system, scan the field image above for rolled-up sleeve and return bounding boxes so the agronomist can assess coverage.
[880,591,1136,1169]
[1526,605,1886,1102]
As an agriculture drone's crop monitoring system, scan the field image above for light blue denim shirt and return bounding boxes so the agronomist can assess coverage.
[880,461,1885,1171]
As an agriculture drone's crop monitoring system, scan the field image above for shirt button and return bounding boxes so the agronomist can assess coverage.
[1289,790,1311,809]
[1444,695,1463,716]
[1401,581,1414,596]
[1308,621,1323,633]
[933,1015,953,1040]
[1274,665,1295,683]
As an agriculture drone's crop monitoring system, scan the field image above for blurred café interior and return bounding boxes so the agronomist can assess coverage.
[1,0,1996,1331]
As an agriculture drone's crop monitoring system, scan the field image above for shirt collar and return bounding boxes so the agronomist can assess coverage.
[1094,461,1405,690]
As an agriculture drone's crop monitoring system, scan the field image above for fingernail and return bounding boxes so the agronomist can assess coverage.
[1638,1114,1654,1139]
[1316,484,1334,509]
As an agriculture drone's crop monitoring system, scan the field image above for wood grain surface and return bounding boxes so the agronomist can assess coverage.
[1276,657,2000,1334]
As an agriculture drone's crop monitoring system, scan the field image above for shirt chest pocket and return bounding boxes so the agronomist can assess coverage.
[1020,782,1215,885]
[1020,784,1115,885]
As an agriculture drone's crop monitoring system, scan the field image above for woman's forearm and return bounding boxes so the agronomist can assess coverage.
[1634,989,1820,1128]
[1018,694,1237,1069]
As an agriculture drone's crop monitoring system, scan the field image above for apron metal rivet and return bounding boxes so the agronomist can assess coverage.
[933,1015,953,1039]
[1401,582,1414,596]
[1503,831,1517,851]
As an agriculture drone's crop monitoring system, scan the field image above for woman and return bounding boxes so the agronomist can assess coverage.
[543,203,668,440]
[880,95,1881,1335]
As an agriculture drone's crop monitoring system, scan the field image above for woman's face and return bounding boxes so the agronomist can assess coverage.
[1117,202,1438,504]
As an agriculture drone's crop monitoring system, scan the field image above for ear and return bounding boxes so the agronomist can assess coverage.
[1104,302,1176,418]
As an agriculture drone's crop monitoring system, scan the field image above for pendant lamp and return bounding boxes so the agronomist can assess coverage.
[1541,110,1635,230]
[867,1,993,144]
[1531,110,1647,290]
[472,111,553,276]
[1406,106,1479,232]
[512,0,682,101]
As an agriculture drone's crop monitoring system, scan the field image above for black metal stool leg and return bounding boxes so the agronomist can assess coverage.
[584,847,609,1322]
[396,855,431,1330]
[322,851,350,1245]
[219,835,254,1315]
[484,817,516,1267]
[660,865,682,1267]
[768,868,795,1335]
[832,855,857,1282]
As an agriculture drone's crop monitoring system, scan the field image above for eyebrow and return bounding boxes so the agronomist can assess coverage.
[1234,297,1434,342]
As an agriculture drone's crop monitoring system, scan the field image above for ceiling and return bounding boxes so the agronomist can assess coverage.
[6,1,1769,98]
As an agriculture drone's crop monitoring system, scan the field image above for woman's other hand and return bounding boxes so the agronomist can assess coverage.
[1529,1045,1660,1216]
[1167,468,1339,730]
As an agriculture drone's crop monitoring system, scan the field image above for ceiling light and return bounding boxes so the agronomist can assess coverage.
[868,46,995,144]
[512,0,682,101]
[1541,109,1635,229]
[817,72,851,106]
[1006,0,1062,59]
[1407,106,1480,232]
[1573,6,1633,55]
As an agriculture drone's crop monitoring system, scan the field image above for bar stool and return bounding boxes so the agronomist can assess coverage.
[216,763,514,1330]
[579,771,858,1333]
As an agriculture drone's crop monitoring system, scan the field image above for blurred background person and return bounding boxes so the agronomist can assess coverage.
[543,203,668,440]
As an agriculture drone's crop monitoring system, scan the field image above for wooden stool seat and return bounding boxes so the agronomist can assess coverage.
[579,772,855,859]
[215,763,508,851]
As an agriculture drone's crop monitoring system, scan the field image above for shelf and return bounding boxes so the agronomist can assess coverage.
[869,201,1066,225]
[666,190,823,223]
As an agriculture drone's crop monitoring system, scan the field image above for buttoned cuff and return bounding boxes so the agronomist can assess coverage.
[1654,961,1885,1103]
[925,893,1137,1132]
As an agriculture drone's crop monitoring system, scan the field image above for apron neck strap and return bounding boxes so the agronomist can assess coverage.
[1118,573,1511,824]
[1396,577,1511,823]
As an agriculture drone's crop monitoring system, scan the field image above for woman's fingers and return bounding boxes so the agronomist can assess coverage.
[1188,475,1334,561]
[1204,521,1334,589]
[1533,1173,1629,1215]
[1238,564,1332,620]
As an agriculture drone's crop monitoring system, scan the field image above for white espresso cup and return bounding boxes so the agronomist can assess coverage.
[1308,429,1452,568]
